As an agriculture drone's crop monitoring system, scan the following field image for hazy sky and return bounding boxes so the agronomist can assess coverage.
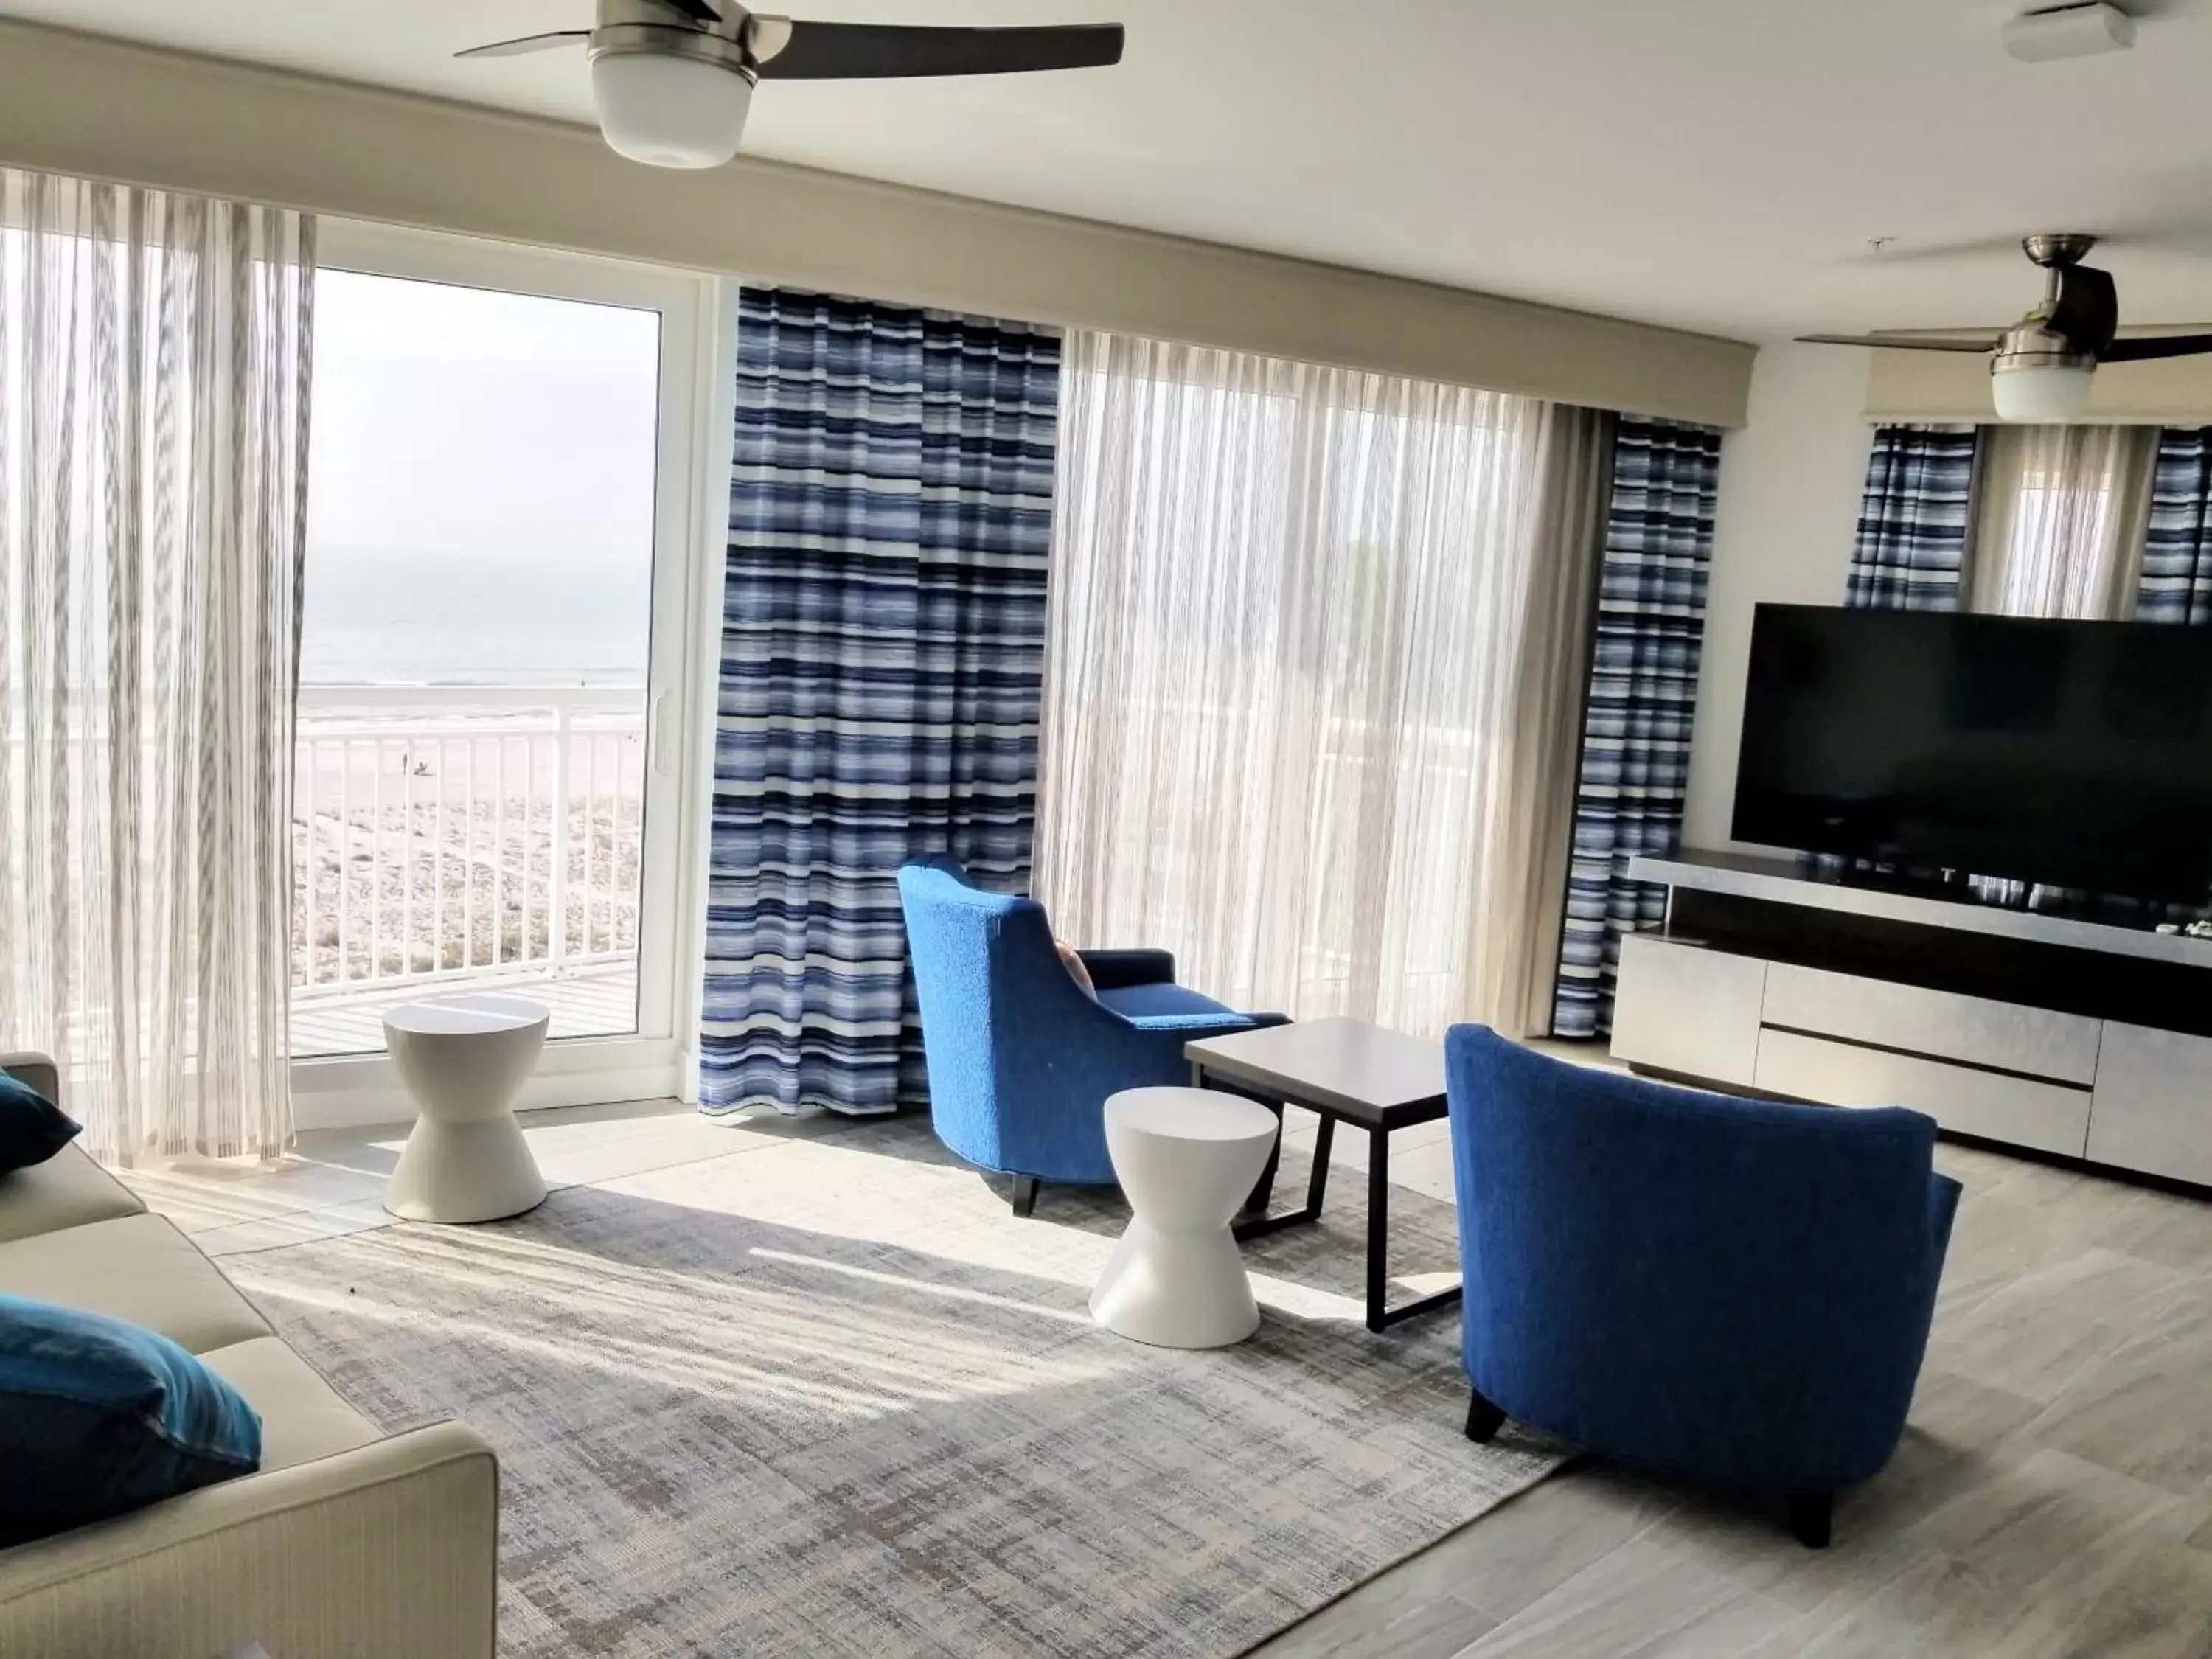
[298,270,664,685]
[305,269,662,566]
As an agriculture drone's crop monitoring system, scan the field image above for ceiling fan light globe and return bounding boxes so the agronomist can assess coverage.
[1990,360,2096,423]
[591,51,752,169]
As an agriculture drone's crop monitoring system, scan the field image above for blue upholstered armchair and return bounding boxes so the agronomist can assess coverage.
[898,858,1278,1214]
[1444,1026,1960,1548]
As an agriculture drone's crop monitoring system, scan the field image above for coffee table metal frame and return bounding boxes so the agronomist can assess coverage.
[1186,1018,1464,1335]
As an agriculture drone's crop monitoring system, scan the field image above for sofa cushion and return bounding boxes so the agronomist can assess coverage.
[198,1336,380,1472]
[0,1214,271,1354]
[0,1141,146,1245]
[0,1290,262,1543]
[0,1070,79,1173]
[1095,982,1237,1021]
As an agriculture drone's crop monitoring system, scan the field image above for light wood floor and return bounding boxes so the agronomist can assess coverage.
[125,1099,2212,1658]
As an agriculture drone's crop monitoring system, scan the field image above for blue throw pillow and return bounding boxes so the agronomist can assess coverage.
[0,1070,80,1172]
[0,1293,262,1542]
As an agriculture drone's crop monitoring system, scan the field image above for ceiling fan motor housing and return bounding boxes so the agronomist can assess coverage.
[1991,242,2110,421]
[592,0,758,73]
[1992,322,2096,383]
[588,0,760,170]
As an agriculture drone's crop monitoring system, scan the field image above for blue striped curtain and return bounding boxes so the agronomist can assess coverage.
[1845,424,1980,611]
[2138,426,2212,625]
[1552,417,1722,1039]
[700,290,1061,1114]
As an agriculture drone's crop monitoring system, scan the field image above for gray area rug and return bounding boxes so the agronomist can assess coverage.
[230,1115,1566,1658]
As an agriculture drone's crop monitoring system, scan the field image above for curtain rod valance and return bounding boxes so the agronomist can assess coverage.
[1863,342,2212,425]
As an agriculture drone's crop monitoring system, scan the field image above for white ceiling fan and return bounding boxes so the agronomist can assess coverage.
[460,0,1126,170]
[1799,234,2212,422]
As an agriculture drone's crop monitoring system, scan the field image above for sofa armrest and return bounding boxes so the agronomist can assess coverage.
[1076,949,1177,990]
[0,1422,498,1659]
[0,1052,61,1105]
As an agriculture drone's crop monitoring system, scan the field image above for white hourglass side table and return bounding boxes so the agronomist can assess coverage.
[1089,1086,1280,1349]
[381,994,551,1225]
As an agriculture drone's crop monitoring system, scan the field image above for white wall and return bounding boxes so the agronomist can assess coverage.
[1681,344,1873,849]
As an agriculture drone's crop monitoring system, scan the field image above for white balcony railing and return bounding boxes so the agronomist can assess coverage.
[291,686,645,1007]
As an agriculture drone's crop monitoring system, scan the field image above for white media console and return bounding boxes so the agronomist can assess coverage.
[1611,850,2212,1189]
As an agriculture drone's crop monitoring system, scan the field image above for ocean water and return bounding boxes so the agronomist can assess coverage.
[299,543,652,686]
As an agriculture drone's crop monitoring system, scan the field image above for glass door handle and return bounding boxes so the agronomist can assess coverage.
[649,692,677,779]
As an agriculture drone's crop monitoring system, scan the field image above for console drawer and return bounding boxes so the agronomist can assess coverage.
[1754,1028,2091,1156]
[1761,962,2101,1087]
[2088,1023,2212,1186]
[1611,933,1765,1088]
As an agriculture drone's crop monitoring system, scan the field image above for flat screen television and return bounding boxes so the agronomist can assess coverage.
[1733,604,2212,903]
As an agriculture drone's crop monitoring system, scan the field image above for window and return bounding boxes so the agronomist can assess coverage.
[1037,330,1599,1037]
[1967,424,2159,619]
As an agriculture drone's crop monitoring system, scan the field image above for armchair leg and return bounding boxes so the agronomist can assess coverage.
[1010,1176,1040,1219]
[1464,1388,1506,1444]
[1784,1489,1833,1550]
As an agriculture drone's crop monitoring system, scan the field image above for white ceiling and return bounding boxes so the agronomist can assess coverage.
[10,0,2212,342]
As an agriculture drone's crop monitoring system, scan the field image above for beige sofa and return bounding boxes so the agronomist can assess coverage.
[0,1054,500,1659]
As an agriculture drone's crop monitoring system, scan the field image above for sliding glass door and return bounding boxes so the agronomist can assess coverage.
[291,224,719,1122]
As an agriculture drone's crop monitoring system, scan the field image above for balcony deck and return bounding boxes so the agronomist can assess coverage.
[291,958,641,1058]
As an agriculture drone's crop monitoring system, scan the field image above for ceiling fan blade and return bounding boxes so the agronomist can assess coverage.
[2049,265,2119,356]
[1795,333,2000,353]
[456,30,590,58]
[2099,333,2212,364]
[753,21,1125,80]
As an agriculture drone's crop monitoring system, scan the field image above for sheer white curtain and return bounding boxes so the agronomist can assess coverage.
[0,169,313,1162]
[1969,424,2158,619]
[1034,330,1607,1037]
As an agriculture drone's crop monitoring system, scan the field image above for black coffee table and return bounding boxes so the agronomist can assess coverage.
[1186,1017,1461,1334]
